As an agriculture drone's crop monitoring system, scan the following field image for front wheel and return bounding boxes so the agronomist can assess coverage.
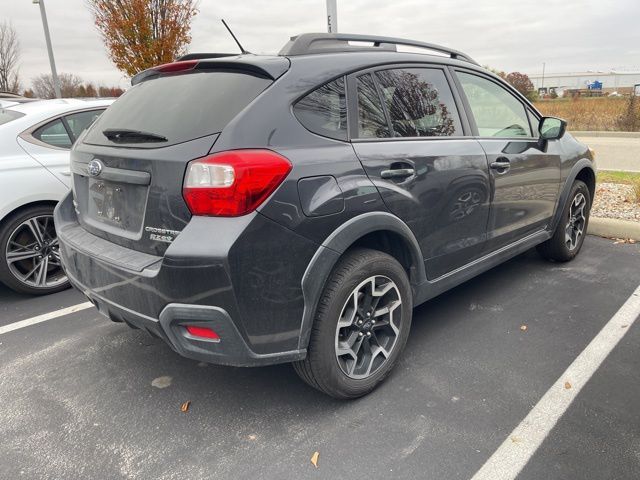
[537,180,591,262]
[293,248,412,399]
[0,205,70,295]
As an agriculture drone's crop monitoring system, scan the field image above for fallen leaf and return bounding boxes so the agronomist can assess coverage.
[511,436,522,443]
[248,434,257,441]
[151,376,172,389]
[621,324,629,329]
[564,382,572,390]
[520,325,528,331]
[310,451,320,468]
[180,400,191,413]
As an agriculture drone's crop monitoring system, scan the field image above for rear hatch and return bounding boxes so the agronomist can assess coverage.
[70,58,288,256]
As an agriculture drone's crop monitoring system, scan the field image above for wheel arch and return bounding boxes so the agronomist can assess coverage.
[550,159,596,233]
[297,212,426,351]
[0,200,59,230]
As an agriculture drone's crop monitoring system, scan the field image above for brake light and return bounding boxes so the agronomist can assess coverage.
[154,60,198,73]
[183,150,292,217]
[185,325,220,341]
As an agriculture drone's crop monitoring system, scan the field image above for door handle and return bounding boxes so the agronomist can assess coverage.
[490,158,510,173]
[381,168,415,179]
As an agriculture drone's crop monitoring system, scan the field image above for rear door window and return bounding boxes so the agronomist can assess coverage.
[33,119,72,148]
[83,70,272,148]
[356,73,391,138]
[294,77,347,141]
[64,109,104,139]
[375,68,462,137]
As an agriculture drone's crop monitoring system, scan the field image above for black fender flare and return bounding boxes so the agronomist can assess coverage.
[297,211,426,350]
[550,159,596,233]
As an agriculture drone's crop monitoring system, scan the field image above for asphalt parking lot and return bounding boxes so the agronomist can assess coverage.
[0,236,638,480]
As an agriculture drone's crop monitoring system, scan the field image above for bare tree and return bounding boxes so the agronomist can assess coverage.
[0,21,21,93]
[31,73,84,99]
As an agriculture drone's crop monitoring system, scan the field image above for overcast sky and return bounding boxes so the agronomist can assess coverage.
[4,0,640,90]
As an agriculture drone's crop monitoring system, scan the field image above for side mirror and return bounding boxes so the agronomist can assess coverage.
[539,116,567,140]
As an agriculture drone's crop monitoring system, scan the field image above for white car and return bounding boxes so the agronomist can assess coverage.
[0,98,114,295]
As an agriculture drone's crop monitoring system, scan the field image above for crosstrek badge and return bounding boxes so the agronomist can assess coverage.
[145,226,181,243]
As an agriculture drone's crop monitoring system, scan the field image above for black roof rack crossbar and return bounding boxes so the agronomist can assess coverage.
[279,33,479,66]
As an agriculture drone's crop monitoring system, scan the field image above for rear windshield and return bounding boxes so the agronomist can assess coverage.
[83,70,272,148]
[0,109,25,126]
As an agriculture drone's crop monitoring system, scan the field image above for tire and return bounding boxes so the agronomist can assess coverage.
[293,248,413,399]
[537,180,591,262]
[0,204,70,295]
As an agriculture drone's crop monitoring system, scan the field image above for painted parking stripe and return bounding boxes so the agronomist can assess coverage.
[471,285,640,480]
[0,302,94,336]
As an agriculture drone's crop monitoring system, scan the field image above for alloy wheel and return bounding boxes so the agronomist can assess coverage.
[565,192,587,251]
[334,275,403,379]
[5,214,67,289]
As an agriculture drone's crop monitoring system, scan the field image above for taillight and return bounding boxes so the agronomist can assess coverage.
[183,150,292,217]
[154,60,198,73]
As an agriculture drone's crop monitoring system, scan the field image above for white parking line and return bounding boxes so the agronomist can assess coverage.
[471,285,640,480]
[0,302,94,336]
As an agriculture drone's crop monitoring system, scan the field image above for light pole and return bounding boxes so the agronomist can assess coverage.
[33,0,61,98]
[541,62,546,92]
[326,0,338,33]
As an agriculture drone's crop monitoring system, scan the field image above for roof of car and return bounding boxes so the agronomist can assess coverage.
[6,98,115,117]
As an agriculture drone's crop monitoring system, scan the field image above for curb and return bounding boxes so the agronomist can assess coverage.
[572,131,640,139]
[588,217,640,241]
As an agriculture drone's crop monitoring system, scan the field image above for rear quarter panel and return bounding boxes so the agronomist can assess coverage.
[0,139,67,222]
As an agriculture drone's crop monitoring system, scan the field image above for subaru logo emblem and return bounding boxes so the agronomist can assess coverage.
[87,159,103,177]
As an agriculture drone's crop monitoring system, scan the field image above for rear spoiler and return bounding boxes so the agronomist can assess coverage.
[131,55,290,86]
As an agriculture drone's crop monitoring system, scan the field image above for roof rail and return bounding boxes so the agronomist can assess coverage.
[279,33,479,66]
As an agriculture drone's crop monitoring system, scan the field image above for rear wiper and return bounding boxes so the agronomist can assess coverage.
[103,128,167,143]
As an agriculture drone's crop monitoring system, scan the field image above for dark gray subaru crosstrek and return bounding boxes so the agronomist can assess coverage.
[55,33,596,398]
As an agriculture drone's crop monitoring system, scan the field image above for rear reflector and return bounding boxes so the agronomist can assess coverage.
[183,149,292,217]
[185,325,220,341]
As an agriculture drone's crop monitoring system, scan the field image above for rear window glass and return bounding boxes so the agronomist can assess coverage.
[83,70,272,148]
[0,109,25,126]
[293,77,347,141]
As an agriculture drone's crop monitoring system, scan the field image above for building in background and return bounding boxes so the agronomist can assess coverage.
[528,70,640,96]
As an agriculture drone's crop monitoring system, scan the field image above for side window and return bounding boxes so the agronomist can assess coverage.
[457,72,532,138]
[527,109,540,138]
[375,68,462,137]
[32,119,72,148]
[294,77,347,140]
[64,109,104,139]
[356,73,390,138]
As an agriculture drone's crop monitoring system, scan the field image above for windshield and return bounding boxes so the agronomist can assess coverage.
[83,70,272,148]
[0,109,25,126]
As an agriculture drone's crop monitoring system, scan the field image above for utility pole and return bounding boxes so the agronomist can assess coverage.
[541,62,546,92]
[33,0,61,98]
[326,0,338,33]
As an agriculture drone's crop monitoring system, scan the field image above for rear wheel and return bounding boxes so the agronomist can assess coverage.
[0,205,69,295]
[293,248,412,399]
[537,180,591,262]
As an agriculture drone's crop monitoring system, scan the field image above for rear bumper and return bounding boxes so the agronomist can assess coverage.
[55,192,311,366]
[70,269,304,366]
